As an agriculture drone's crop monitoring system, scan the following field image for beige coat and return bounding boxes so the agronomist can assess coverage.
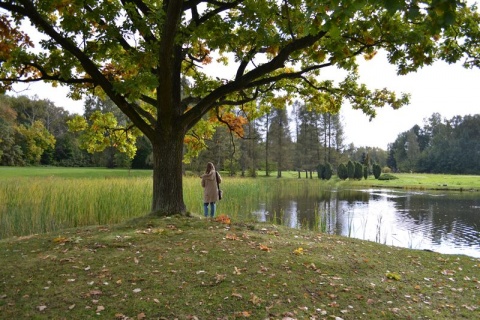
[201,170,222,203]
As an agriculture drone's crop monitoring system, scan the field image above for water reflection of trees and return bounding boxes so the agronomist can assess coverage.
[391,193,480,246]
[253,189,479,255]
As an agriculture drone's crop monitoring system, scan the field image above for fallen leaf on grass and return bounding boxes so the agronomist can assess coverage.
[249,293,263,306]
[232,292,243,299]
[96,305,105,313]
[259,244,271,252]
[89,290,102,296]
[463,305,478,311]
[137,312,146,319]
[53,236,68,243]
[226,233,239,240]
[215,273,226,283]
[386,272,402,281]
[215,214,231,224]
[37,305,47,311]
[441,269,456,276]
[233,266,243,275]
[293,247,304,255]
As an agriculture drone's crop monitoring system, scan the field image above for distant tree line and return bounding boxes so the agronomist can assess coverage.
[183,100,387,177]
[0,95,152,168]
[15,94,480,177]
[387,113,480,174]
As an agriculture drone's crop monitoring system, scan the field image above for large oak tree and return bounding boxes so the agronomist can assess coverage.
[1,0,479,216]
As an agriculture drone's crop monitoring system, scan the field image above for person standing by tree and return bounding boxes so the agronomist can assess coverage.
[201,162,221,218]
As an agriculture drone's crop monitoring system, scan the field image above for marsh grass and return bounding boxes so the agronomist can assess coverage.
[0,177,151,238]
[1,168,480,318]
[0,215,479,319]
[1,167,479,240]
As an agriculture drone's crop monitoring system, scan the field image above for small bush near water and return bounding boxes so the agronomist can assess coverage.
[378,173,399,180]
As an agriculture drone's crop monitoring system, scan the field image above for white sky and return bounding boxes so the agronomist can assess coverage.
[342,52,480,149]
[11,51,480,150]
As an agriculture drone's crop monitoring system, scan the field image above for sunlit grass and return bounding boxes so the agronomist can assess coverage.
[0,177,151,238]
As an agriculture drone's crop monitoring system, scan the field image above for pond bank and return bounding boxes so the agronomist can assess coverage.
[1,215,478,319]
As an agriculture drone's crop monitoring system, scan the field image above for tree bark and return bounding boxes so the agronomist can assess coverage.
[150,129,187,216]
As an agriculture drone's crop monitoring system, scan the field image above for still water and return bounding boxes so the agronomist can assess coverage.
[252,188,480,258]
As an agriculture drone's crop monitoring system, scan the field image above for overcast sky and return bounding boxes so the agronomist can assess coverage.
[11,50,479,150]
[341,52,480,149]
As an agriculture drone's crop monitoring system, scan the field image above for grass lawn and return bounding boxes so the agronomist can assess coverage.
[0,215,478,319]
[1,168,479,318]
[0,166,153,179]
[1,167,479,191]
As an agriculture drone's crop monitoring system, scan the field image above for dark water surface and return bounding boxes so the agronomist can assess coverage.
[252,188,480,258]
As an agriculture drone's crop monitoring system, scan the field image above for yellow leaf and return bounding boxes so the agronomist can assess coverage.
[293,247,304,255]
[386,272,402,281]
[53,236,68,243]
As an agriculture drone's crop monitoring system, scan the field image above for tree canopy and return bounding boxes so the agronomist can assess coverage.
[1,0,479,216]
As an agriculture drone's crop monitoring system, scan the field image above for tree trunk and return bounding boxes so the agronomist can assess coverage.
[150,131,187,216]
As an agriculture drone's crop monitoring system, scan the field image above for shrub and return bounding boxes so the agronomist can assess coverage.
[378,173,399,180]
[337,163,348,180]
[373,163,382,179]
[347,160,355,179]
[363,165,368,180]
[354,162,363,180]
[316,164,325,179]
[324,162,333,180]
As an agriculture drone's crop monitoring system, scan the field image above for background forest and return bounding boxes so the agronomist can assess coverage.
[1,94,479,175]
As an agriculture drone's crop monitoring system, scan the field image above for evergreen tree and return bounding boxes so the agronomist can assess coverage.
[268,107,293,178]
[354,162,364,180]
[347,160,355,180]
[337,163,348,180]
[373,163,382,179]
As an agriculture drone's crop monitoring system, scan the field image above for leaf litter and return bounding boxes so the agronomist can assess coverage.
[0,215,478,319]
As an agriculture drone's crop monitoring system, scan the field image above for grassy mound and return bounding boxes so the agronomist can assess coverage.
[1,215,479,319]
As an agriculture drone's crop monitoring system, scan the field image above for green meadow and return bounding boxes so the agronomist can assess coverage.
[1,167,479,239]
[1,167,479,319]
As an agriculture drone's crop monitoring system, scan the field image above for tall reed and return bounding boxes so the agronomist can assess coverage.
[0,177,151,238]
[1,174,332,239]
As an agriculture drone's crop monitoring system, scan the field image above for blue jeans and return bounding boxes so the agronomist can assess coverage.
[204,202,216,217]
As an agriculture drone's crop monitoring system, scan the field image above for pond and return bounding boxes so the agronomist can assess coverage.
[251,188,480,258]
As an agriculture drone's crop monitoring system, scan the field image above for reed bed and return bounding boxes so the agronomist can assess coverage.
[0,177,151,238]
[1,174,332,239]
[3,169,479,240]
